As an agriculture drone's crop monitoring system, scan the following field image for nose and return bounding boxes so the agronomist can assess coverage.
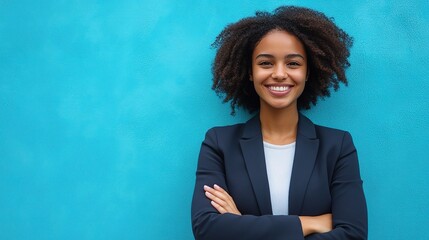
[272,64,287,80]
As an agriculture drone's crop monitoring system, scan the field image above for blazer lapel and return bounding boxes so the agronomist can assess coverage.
[239,115,273,215]
[288,114,319,215]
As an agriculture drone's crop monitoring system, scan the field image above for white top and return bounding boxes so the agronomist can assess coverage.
[263,141,296,215]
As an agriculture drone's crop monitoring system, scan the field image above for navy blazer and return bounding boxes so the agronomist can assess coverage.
[191,114,367,240]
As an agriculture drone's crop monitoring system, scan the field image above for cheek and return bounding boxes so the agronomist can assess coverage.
[291,70,308,83]
[252,69,270,83]
[252,80,260,92]
[251,77,264,97]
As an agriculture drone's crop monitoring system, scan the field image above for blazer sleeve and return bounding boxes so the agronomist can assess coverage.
[305,131,368,240]
[191,128,305,240]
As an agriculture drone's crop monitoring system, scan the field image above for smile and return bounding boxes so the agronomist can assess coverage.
[265,84,293,97]
[268,85,291,92]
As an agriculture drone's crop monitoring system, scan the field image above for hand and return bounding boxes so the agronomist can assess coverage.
[299,213,332,236]
[204,184,241,215]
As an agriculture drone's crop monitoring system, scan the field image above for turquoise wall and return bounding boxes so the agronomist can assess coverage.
[1,1,428,239]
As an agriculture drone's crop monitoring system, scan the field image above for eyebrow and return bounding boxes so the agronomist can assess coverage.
[255,53,305,60]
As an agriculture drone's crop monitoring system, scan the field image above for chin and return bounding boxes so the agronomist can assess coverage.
[263,101,296,110]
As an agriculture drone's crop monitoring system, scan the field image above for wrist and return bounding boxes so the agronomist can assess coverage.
[299,216,316,236]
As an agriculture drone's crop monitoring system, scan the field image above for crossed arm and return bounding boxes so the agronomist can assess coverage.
[204,184,333,236]
[192,128,367,240]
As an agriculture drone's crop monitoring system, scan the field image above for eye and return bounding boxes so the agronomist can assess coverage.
[258,61,273,67]
[287,61,301,68]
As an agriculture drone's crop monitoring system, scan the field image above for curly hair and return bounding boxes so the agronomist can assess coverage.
[211,6,353,115]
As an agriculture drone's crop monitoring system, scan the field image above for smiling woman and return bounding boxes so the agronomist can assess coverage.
[191,6,367,240]
[251,30,307,116]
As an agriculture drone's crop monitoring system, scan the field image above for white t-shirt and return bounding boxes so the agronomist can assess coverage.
[263,141,296,215]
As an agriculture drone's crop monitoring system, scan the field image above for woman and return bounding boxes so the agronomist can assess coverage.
[191,6,367,240]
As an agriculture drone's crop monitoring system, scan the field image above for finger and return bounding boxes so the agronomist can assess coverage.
[204,185,222,194]
[204,185,239,214]
[205,187,241,215]
[213,185,231,199]
[204,185,220,199]
[205,191,237,214]
[204,186,230,203]
[205,191,227,207]
[203,185,217,194]
[213,185,237,207]
[213,184,228,194]
[213,184,231,197]
[211,200,227,214]
[204,185,219,196]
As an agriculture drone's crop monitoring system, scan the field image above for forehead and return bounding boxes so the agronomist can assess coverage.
[252,30,306,57]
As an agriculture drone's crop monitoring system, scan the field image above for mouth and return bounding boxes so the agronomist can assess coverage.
[265,84,293,97]
[267,85,291,92]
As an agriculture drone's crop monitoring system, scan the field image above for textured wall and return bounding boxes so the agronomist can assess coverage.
[1,0,428,239]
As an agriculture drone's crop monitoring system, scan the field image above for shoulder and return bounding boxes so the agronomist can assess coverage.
[200,122,247,154]
[299,113,354,150]
[205,122,246,140]
[303,120,358,163]
[299,113,352,141]
[314,124,350,139]
[312,123,356,153]
[299,113,350,138]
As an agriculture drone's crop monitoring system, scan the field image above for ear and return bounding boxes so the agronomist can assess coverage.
[305,69,309,82]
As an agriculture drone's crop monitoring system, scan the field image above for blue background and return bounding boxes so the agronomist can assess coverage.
[1,1,428,239]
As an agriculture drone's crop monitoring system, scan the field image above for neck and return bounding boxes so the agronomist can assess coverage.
[259,103,299,145]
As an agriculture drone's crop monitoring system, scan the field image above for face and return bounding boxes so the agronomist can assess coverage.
[251,30,307,111]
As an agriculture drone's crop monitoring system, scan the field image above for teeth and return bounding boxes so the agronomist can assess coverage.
[269,86,290,92]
